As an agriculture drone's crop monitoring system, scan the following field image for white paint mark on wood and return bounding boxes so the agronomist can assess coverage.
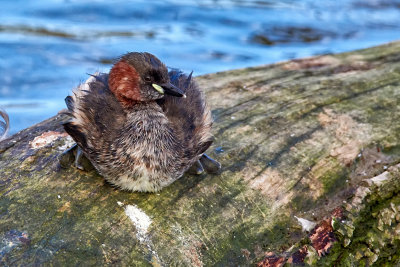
[123,204,162,265]
[125,205,152,242]
[365,171,389,186]
[294,216,316,232]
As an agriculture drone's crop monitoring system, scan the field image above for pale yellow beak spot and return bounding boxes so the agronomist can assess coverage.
[152,84,164,94]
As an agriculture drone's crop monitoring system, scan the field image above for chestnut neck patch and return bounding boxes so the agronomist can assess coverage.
[109,60,141,107]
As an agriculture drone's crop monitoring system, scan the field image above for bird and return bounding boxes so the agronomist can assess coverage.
[61,52,220,192]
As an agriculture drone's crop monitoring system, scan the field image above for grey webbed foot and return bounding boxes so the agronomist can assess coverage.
[59,144,94,171]
[187,154,221,175]
[199,153,221,174]
[74,146,85,170]
[187,160,205,175]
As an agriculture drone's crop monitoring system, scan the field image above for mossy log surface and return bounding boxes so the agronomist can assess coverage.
[1,41,400,266]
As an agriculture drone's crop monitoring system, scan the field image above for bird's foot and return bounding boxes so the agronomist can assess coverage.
[199,154,221,174]
[59,144,94,171]
[187,153,221,175]
[187,160,205,175]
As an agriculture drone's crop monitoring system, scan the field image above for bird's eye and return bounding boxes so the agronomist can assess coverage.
[144,76,151,82]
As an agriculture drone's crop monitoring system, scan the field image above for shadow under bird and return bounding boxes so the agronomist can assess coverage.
[61,52,220,192]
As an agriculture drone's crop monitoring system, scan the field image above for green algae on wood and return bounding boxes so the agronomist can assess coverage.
[1,41,400,266]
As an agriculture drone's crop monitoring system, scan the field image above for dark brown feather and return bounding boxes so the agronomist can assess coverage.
[158,70,213,159]
[63,73,126,155]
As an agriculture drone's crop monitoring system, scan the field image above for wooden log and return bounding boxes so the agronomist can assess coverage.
[1,41,400,266]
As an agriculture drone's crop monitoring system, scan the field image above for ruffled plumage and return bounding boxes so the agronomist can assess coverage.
[63,62,214,192]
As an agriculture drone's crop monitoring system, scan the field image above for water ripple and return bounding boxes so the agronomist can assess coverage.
[1,0,400,133]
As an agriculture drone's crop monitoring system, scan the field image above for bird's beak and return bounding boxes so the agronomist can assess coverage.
[153,82,186,98]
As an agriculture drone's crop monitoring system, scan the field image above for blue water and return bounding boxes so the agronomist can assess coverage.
[1,0,400,134]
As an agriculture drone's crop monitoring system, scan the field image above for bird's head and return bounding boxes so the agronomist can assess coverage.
[109,52,185,107]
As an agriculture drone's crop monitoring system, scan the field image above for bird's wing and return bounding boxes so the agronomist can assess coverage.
[158,69,213,157]
[63,73,126,150]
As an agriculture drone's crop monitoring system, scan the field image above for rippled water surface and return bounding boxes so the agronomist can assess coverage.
[1,0,400,134]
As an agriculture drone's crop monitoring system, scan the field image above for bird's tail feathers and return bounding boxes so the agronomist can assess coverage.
[183,71,193,89]
[65,96,75,111]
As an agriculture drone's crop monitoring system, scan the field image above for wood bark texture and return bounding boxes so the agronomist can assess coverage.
[1,41,400,266]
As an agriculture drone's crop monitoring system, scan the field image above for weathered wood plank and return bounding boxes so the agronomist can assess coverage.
[1,41,400,266]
